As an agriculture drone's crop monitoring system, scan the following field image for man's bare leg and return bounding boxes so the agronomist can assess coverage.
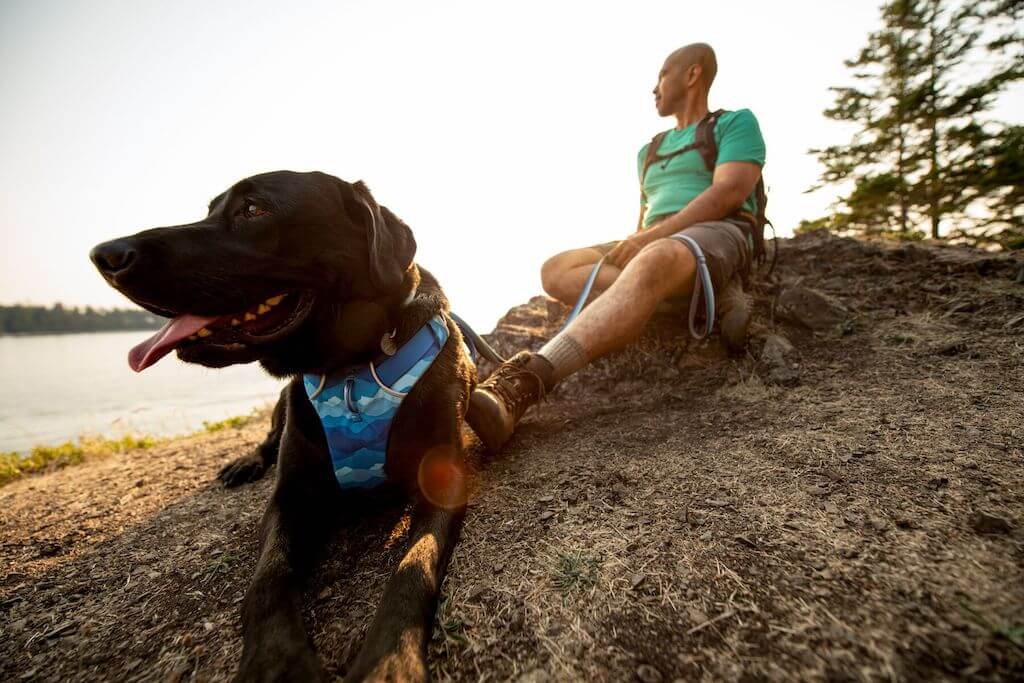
[540,238,696,378]
[541,246,623,305]
[467,238,696,452]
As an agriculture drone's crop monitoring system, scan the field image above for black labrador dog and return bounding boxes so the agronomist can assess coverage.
[90,171,476,681]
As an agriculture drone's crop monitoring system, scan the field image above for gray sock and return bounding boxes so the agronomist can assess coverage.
[537,334,588,385]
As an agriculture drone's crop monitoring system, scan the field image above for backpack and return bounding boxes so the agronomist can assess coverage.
[638,109,774,275]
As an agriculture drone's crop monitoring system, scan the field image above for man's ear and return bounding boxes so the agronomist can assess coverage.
[687,64,702,87]
[345,180,417,294]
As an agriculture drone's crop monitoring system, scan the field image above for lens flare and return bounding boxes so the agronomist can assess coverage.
[417,446,467,509]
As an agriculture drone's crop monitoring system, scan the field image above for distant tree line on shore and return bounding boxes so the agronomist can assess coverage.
[0,304,163,335]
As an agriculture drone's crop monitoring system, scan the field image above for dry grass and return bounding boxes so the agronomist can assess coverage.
[1,231,1022,681]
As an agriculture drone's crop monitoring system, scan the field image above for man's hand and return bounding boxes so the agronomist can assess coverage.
[605,231,655,269]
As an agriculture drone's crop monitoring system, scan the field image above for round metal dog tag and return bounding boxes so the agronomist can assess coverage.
[380,329,398,356]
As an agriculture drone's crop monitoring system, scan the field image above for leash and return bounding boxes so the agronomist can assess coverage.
[450,312,505,364]
[561,255,607,331]
[563,239,715,340]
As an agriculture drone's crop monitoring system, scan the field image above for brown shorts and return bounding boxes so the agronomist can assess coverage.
[589,218,752,296]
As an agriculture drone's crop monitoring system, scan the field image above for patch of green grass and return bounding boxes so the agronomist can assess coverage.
[0,435,159,487]
[997,623,1024,651]
[202,413,257,433]
[208,551,241,574]
[553,551,603,595]
[432,594,468,647]
[885,332,918,346]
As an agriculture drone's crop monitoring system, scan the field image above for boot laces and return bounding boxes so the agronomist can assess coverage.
[486,364,546,413]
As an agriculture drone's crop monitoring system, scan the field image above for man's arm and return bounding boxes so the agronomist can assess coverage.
[606,161,762,268]
[642,161,761,239]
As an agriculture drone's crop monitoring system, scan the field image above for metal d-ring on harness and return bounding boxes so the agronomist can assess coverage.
[563,237,716,340]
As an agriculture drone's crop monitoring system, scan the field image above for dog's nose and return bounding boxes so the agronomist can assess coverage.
[90,240,137,276]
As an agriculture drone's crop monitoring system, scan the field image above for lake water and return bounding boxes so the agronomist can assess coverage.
[0,331,284,453]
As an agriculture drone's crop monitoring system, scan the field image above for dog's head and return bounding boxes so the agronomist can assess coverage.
[90,170,417,376]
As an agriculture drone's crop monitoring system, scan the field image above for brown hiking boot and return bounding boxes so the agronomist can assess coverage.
[718,278,752,354]
[467,351,550,452]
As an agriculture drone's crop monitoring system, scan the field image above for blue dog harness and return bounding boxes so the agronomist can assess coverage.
[303,315,471,491]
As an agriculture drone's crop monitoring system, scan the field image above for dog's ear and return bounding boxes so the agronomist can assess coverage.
[344,180,417,294]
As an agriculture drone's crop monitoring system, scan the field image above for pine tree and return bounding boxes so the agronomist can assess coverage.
[810,0,1022,242]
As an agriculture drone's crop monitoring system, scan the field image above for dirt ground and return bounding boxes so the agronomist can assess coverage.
[2,231,1022,682]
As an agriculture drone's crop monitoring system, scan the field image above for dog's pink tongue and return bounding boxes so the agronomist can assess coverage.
[128,314,220,372]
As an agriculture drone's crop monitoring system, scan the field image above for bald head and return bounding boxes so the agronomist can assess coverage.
[667,43,717,91]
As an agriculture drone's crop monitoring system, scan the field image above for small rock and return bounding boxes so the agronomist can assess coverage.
[927,476,949,490]
[704,498,732,508]
[538,511,554,522]
[806,484,830,496]
[776,287,849,332]
[517,669,550,683]
[636,664,663,683]
[933,340,969,356]
[688,606,709,624]
[203,621,214,631]
[630,574,647,591]
[867,517,889,532]
[538,495,554,503]
[699,531,712,542]
[760,333,800,386]
[969,512,1012,535]
[734,534,757,549]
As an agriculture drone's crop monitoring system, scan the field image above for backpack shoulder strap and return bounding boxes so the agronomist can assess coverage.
[694,108,728,172]
[640,131,670,186]
[637,131,669,231]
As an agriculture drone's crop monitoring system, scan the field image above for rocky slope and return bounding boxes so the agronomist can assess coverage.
[1,231,1022,681]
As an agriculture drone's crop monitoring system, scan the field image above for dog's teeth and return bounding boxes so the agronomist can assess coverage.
[265,295,284,306]
[231,319,241,326]
[257,304,271,314]
[188,335,198,341]
[244,313,257,321]
[197,328,212,337]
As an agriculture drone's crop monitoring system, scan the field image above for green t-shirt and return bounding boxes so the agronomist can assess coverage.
[637,108,766,228]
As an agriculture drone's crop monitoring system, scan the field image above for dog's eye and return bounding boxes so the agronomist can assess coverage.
[243,202,268,219]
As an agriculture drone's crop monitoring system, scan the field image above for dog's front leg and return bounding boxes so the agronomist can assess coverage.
[219,384,287,487]
[235,380,336,682]
[345,494,465,683]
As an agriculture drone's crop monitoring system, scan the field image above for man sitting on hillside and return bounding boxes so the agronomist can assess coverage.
[467,43,767,452]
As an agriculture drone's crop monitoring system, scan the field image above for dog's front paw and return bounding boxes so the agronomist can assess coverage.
[234,644,323,683]
[218,452,268,488]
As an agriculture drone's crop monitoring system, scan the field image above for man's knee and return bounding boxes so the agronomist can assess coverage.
[540,252,568,297]
[626,238,695,290]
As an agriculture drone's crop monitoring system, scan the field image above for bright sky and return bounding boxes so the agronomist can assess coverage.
[1,0,1019,331]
